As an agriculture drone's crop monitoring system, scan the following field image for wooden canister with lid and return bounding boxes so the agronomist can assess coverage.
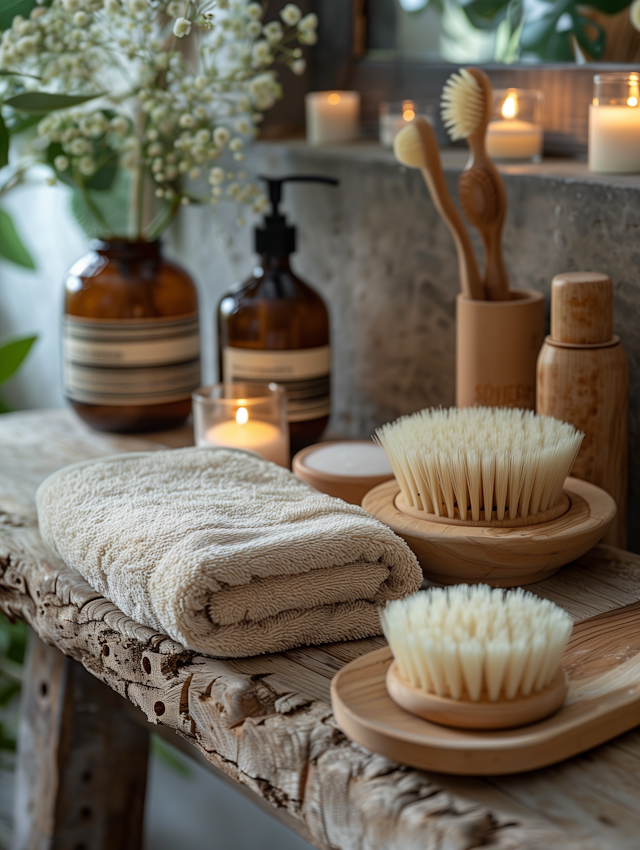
[536,272,628,547]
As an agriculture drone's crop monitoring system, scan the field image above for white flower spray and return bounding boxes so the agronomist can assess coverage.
[0,0,319,238]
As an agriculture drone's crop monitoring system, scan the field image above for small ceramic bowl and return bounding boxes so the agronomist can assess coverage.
[292,441,394,505]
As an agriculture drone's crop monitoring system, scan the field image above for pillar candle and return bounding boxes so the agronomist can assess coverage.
[589,104,640,173]
[305,91,360,145]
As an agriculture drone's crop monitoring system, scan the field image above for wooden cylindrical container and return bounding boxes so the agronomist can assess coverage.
[537,272,628,548]
[456,289,545,409]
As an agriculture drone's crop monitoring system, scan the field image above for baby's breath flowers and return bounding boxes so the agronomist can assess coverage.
[0,0,318,238]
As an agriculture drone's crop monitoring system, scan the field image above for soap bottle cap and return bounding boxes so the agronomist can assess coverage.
[550,271,613,344]
[255,175,338,257]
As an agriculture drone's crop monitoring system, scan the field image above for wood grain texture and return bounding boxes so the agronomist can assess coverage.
[537,337,628,549]
[362,477,616,586]
[409,117,485,300]
[1,409,640,850]
[461,68,509,302]
[12,634,149,850]
[385,662,567,731]
[456,290,545,411]
[332,600,640,775]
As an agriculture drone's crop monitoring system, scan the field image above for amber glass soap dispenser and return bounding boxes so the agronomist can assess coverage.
[217,175,337,456]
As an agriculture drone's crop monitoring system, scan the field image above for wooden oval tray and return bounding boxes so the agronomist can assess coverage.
[361,476,616,586]
[331,601,640,775]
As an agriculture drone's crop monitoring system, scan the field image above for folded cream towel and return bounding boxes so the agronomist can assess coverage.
[36,447,422,657]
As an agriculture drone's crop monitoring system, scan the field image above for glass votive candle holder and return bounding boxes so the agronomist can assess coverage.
[305,91,360,145]
[378,100,434,147]
[486,89,544,162]
[193,382,289,467]
[589,72,640,173]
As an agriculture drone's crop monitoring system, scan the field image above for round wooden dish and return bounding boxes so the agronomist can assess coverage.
[386,661,567,730]
[292,441,394,505]
[361,476,616,586]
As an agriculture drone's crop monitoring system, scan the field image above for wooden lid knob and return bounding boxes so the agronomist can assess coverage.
[550,272,613,344]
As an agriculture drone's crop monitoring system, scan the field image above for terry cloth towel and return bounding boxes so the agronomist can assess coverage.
[36,447,422,657]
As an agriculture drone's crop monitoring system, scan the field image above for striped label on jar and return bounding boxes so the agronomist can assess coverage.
[63,314,200,406]
[223,345,330,423]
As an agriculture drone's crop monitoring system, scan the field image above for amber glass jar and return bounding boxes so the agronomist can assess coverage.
[217,253,330,457]
[63,239,200,433]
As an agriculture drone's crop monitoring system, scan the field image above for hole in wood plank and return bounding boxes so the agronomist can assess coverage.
[39,681,48,697]
[80,806,92,819]
[81,771,92,783]
[154,701,165,716]
[142,656,151,674]
[74,844,86,850]
[102,644,110,656]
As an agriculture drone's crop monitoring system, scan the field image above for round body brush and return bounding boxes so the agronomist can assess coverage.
[441,68,509,301]
[382,585,573,729]
[363,406,616,586]
[375,406,583,524]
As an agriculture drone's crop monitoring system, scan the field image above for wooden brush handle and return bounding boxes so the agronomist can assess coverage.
[413,118,485,301]
[462,68,509,302]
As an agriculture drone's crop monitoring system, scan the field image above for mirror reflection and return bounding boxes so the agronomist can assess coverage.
[366,0,640,63]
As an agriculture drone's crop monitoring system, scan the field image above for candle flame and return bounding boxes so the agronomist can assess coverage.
[629,96,639,107]
[236,407,248,425]
[502,93,517,119]
[402,100,415,121]
[327,92,341,105]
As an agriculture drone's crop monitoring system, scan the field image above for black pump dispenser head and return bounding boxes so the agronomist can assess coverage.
[255,175,338,257]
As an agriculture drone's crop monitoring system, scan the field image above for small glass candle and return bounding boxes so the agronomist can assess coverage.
[305,91,360,145]
[486,89,544,162]
[378,100,434,147]
[193,382,289,467]
[589,72,640,174]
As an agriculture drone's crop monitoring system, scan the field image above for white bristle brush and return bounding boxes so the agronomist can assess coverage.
[441,67,509,302]
[382,586,573,728]
[375,407,583,523]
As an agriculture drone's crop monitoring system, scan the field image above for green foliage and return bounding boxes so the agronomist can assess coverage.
[150,735,191,777]
[0,0,40,32]
[0,209,35,269]
[0,335,37,385]
[460,0,634,59]
[3,91,103,116]
[0,613,26,754]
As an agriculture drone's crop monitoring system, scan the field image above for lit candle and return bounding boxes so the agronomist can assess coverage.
[203,406,289,467]
[379,100,431,148]
[589,72,640,173]
[305,91,360,145]
[486,89,544,162]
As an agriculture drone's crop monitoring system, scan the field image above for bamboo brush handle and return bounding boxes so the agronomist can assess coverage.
[413,118,485,301]
[462,69,509,302]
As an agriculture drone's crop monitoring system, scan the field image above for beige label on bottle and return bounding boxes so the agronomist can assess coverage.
[223,345,330,423]
[63,315,200,406]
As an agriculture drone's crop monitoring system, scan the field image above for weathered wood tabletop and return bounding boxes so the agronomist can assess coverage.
[1,409,640,850]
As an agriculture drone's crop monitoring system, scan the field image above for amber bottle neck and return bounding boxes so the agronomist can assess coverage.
[259,253,292,273]
[93,239,162,262]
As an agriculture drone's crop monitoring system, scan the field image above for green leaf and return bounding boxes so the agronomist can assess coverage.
[0,394,10,414]
[6,113,41,135]
[572,11,606,58]
[3,92,103,116]
[460,0,512,30]
[0,114,7,170]
[0,336,37,385]
[587,0,631,12]
[0,208,35,268]
[0,0,38,31]
[86,153,118,192]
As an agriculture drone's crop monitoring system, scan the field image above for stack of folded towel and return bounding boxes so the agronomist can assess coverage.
[36,447,422,657]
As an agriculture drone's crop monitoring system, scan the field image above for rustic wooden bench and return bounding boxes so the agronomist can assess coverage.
[1,409,639,850]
